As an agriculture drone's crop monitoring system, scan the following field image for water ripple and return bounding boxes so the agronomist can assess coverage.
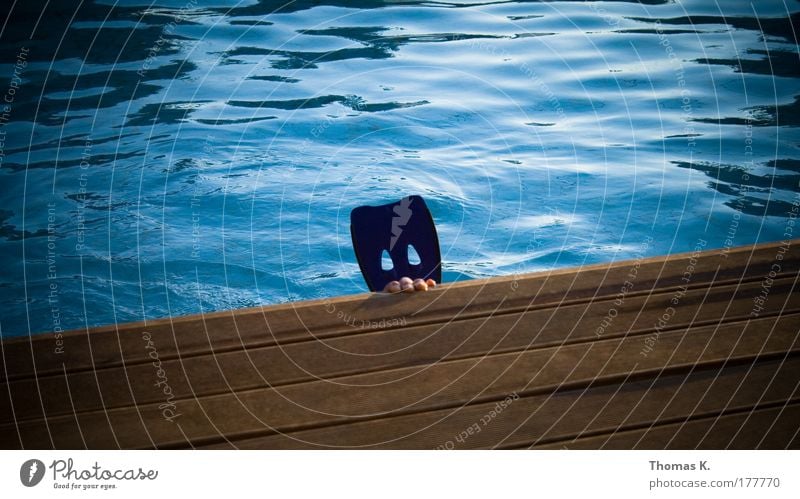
[1,0,798,336]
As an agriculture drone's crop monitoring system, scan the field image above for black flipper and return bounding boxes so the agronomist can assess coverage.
[350,195,442,292]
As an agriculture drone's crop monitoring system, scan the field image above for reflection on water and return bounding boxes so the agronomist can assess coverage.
[673,161,800,216]
[0,0,798,336]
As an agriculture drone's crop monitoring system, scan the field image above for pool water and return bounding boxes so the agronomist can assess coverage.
[0,0,798,337]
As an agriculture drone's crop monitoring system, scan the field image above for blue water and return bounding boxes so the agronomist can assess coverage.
[0,0,798,337]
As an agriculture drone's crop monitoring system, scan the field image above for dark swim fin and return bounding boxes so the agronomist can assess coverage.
[350,195,442,292]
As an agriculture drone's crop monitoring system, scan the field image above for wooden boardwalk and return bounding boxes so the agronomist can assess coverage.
[2,240,799,449]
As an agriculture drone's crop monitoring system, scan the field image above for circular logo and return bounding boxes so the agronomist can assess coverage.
[20,459,45,487]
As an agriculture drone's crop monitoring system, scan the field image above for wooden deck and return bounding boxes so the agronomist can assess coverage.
[2,239,799,449]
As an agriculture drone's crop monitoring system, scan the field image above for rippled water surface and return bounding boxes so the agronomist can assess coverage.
[1,0,798,336]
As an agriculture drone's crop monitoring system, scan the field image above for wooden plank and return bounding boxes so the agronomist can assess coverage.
[2,239,796,382]
[201,358,800,449]
[2,276,798,423]
[533,403,800,450]
[2,312,797,449]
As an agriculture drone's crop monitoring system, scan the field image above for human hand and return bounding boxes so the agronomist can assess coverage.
[383,277,437,293]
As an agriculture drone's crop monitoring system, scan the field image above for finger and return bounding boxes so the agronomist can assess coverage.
[413,278,428,291]
[400,277,415,292]
[383,281,401,293]
[426,279,436,288]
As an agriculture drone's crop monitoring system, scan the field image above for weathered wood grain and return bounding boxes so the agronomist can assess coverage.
[3,276,797,424]
[201,358,800,449]
[2,239,795,382]
[2,312,797,449]
[1,239,797,449]
[533,403,800,450]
